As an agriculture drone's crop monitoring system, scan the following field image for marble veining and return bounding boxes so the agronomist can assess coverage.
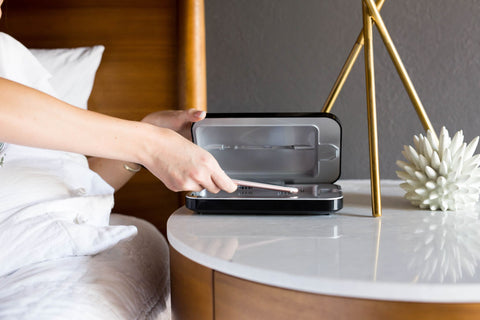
[168,179,480,302]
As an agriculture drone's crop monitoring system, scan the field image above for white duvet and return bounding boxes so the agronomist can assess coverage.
[0,156,171,319]
[0,214,171,320]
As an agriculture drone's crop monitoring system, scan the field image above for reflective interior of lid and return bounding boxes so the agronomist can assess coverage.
[193,116,342,184]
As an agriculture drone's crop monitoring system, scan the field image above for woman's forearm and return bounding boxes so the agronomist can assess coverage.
[0,78,153,165]
[87,157,141,191]
[0,78,237,193]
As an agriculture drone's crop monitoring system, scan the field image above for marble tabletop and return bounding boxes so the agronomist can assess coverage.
[167,179,480,303]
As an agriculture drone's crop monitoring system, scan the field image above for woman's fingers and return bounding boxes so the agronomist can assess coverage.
[187,109,206,122]
[142,109,206,140]
[200,180,221,194]
[185,163,234,194]
[211,171,237,193]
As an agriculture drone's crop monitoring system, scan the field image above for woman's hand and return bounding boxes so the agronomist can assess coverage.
[89,109,216,192]
[141,109,206,140]
[88,109,235,194]
[141,126,237,194]
[140,109,238,193]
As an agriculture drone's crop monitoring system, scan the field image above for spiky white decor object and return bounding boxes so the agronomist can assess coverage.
[396,127,480,211]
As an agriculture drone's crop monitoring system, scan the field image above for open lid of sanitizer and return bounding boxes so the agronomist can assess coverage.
[191,113,342,184]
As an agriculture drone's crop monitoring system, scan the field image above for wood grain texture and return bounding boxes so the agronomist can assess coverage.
[214,271,480,320]
[170,246,214,320]
[0,0,182,233]
[178,0,207,111]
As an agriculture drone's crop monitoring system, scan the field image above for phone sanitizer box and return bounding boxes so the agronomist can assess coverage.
[185,113,343,214]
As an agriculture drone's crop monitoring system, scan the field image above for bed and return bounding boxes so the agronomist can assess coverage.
[0,0,206,318]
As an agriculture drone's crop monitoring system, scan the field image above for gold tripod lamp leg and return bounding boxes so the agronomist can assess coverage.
[363,1,382,217]
[363,0,435,137]
[323,0,435,137]
[322,0,386,114]
[322,0,437,217]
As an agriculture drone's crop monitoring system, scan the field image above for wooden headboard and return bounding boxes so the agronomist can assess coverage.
[0,0,206,235]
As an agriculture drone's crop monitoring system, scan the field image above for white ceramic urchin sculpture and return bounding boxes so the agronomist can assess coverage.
[396,127,480,211]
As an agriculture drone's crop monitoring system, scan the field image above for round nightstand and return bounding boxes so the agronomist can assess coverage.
[168,179,480,320]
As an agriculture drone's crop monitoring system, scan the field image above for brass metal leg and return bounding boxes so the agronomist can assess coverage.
[363,0,436,138]
[322,0,386,113]
[363,1,382,217]
[322,0,437,217]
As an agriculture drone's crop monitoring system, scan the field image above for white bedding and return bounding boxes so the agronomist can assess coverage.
[0,214,171,320]
[0,33,171,319]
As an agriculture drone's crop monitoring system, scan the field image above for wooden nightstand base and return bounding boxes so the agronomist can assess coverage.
[170,247,480,320]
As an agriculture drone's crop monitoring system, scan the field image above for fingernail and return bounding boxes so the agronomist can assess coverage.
[194,111,206,118]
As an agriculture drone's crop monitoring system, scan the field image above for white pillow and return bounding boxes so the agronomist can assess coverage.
[30,45,105,109]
